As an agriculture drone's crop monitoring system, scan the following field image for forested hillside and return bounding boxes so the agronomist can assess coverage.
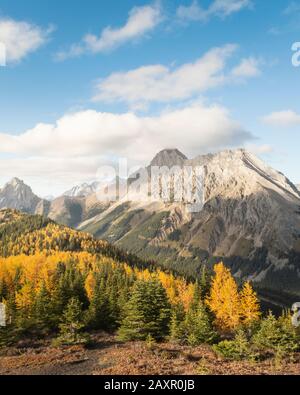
[0,209,299,375]
[0,209,149,268]
[0,208,204,344]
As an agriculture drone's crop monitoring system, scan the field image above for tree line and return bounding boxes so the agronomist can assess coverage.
[0,251,299,362]
[0,209,299,363]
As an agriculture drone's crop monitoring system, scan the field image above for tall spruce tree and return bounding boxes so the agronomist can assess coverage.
[86,277,112,331]
[170,302,186,342]
[118,280,171,341]
[184,303,218,346]
[34,282,53,330]
[199,265,211,298]
[57,297,87,345]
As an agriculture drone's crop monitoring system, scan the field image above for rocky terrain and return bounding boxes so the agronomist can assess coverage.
[0,333,299,375]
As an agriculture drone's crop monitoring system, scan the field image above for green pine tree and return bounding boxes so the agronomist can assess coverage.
[118,280,171,342]
[0,325,18,348]
[34,283,53,331]
[86,278,112,331]
[169,302,186,342]
[56,297,88,345]
[213,328,253,361]
[253,311,300,356]
[0,298,18,348]
[184,304,218,346]
[199,265,211,298]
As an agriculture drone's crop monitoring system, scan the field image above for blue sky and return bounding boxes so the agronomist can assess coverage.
[0,0,300,196]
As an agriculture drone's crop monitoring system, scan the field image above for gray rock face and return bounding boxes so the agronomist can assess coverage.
[150,149,187,167]
[0,178,44,214]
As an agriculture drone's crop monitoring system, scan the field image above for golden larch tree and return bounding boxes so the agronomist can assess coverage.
[206,262,241,331]
[239,282,261,326]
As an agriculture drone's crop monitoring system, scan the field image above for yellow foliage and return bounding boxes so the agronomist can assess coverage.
[15,283,34,312]
[1,223,109,257]
[0,251,196,311]
[206,262,241,331]
[85,272,96,300]
[239,282,261,326]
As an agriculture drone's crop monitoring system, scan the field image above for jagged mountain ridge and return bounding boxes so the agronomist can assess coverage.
[63,181,102,198]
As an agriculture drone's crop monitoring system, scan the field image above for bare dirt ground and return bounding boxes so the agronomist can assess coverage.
[0,333,299,375]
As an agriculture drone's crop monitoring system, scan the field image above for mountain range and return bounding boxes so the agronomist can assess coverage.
[63,181,102,198]
[1,148,300,303]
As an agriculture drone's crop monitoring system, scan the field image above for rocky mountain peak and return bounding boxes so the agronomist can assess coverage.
[0,178,43,213]
[7,177,25,188]
[150,148,188,167]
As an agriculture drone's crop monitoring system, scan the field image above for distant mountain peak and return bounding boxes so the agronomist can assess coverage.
[7,177,25,187]
[0,178,42,214]
[63,181,101,198]
[150,148,188,167]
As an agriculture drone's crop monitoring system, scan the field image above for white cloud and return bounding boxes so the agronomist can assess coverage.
[262,110,300,128]
[0,104,254,193]
[93,45,233,105]
[93,45,261,107]
[0,18,52,63]
[56,3,162,60]
[0,105,253,158]
[231,57,261,78]
[177,0,252,22]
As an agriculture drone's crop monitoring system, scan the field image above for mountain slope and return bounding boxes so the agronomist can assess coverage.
[0,178,45,214]
[78,149,300,299]
[0,208,148,271]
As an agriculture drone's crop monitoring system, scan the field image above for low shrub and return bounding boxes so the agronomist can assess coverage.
[252,312,300,357]
[213,329,257,361]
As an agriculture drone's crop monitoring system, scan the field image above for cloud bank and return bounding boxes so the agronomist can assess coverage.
[0,104,254,193]
[93,45,261,107]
